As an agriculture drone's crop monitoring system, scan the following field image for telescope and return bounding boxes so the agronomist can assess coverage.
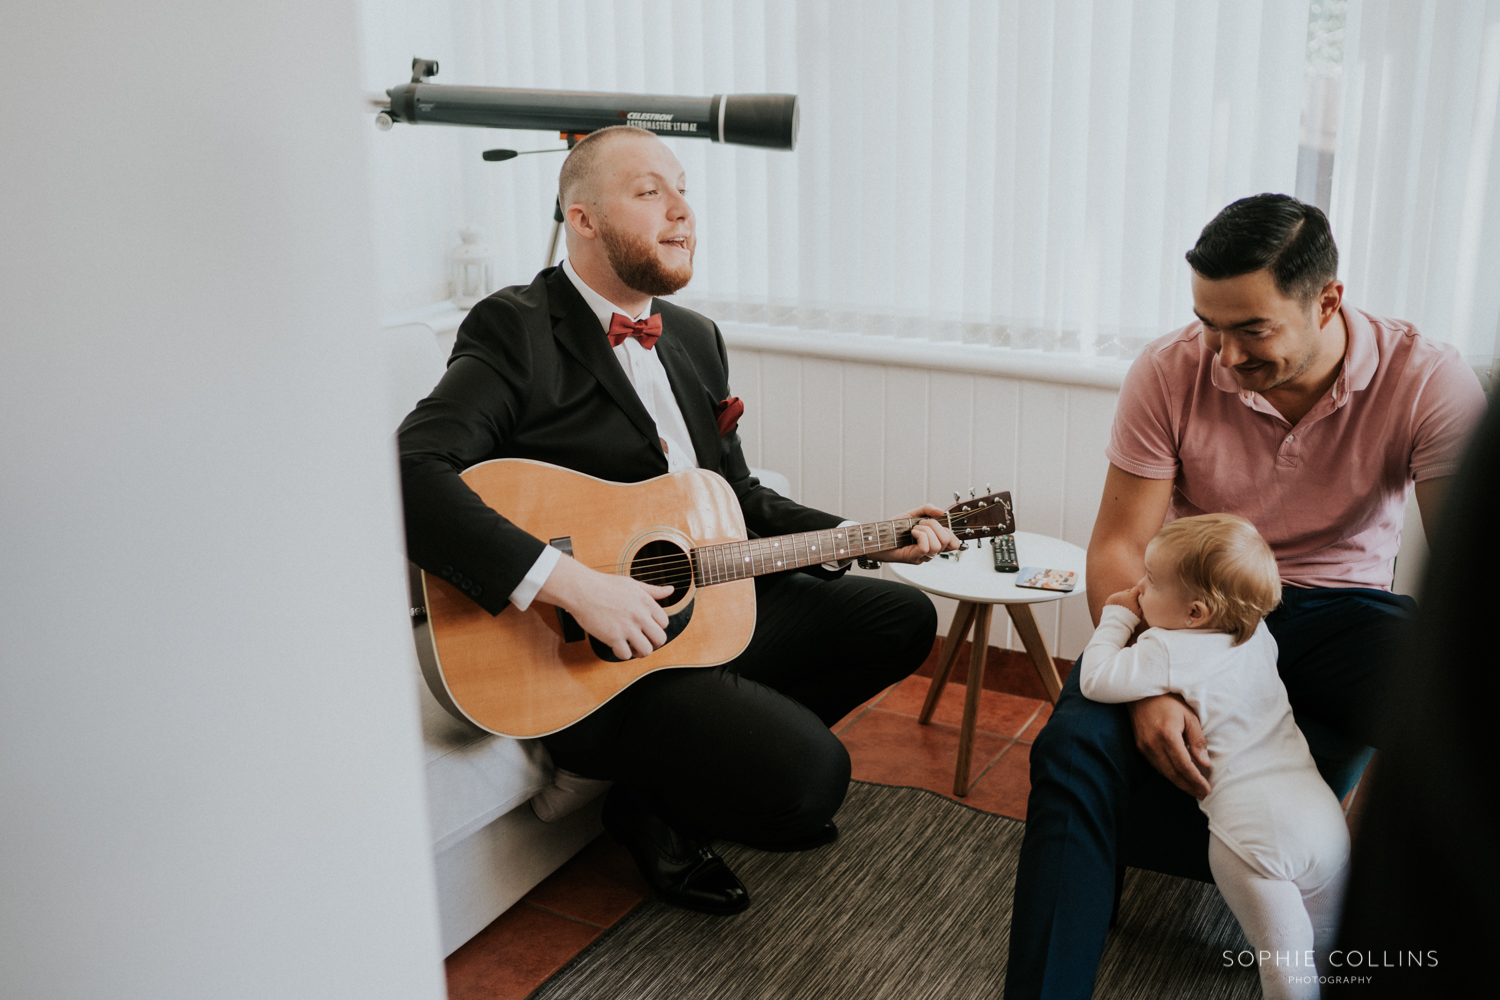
[375,58,799,150]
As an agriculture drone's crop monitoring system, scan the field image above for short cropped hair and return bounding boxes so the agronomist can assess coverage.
[558,125,660,208]
[1185,194,1338,304]
[1152,513,1281,645]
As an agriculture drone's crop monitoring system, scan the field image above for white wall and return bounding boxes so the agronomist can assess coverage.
[729,348,1119,661]
[1,5,446,999]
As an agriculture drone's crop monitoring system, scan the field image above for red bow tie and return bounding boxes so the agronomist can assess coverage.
[607,312,663,350]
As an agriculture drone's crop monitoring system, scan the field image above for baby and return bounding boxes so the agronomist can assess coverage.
[1081,513,1349,1000]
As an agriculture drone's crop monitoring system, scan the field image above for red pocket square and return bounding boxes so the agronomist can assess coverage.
[715,396,744,436]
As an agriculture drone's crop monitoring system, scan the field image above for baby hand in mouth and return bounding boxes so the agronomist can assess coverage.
[1105,582,1144,619]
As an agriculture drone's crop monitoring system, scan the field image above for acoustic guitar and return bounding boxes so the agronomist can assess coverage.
[413,458,1015,738]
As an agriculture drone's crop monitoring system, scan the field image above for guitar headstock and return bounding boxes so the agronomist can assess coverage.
[944,489,1015,540]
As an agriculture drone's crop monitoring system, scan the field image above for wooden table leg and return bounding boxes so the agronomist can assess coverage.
[954,603,993,797]
[919,601,977,725]
[1007,602,1063,704]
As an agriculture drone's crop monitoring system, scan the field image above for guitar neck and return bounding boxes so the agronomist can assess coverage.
[692,517,937,586]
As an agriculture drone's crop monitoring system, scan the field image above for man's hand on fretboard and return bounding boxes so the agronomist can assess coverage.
[865,505,962,565]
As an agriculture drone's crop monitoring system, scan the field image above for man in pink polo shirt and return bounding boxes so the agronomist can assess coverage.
[1005,194,1487,1000]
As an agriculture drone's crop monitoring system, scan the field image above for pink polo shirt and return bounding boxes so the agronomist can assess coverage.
[1106,305,1486,590]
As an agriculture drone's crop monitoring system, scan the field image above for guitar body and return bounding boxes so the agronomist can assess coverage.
[419,459,756,738]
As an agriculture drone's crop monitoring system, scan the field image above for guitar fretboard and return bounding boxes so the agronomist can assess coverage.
[692,517,934,586]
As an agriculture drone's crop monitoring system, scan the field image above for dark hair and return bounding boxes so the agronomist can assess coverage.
[1185,194,1338,303]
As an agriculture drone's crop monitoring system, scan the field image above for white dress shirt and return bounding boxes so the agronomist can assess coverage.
[506,260,852,611]
[561,258,699,474]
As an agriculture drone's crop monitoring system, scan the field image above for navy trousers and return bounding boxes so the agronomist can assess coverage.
[1003,587,1415,1000]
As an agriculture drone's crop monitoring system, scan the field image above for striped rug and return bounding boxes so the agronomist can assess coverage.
[531,781,1258,999]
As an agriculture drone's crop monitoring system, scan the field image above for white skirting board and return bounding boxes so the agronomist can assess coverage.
[433,797,606,956]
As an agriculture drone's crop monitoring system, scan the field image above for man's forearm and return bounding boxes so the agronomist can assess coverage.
[399,452,546,615]
[1085,464,1174,626]
[1414,476,1451,546]
[1085,540,1148,626]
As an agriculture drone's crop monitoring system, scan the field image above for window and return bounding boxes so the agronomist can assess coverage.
[365,0,1499,377]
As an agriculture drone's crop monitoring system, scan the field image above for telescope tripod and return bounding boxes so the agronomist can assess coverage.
[481,132,583,271]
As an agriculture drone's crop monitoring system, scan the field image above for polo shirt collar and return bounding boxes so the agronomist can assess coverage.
[1337,305,1378,394]
[1209,304,1375,409]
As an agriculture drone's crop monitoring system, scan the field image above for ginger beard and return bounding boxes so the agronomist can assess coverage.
[598,217,695,297]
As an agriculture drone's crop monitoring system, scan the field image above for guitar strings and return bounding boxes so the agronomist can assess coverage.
[575,511,1004,576]
[598,535,1003,586]
[586,533,1009,583]
[584,531,921,574]
[579,530,1007,583]
[591,512,998,569]
[604,511,995,568]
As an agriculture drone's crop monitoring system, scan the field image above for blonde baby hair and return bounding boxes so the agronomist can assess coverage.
[1152,513,1281,645]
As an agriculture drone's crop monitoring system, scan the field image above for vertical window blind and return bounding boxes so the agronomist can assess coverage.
[362,0,1499,372]
[1331,0,1500,375]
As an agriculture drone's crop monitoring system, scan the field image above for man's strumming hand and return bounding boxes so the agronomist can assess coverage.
[871,505,963,564]
[537,556,673,661]
[1128,693,1213,798]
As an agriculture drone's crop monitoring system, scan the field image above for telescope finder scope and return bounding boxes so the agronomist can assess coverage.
[384,82,799,151]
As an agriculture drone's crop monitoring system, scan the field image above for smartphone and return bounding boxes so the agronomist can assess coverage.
[1014,567,1077,592]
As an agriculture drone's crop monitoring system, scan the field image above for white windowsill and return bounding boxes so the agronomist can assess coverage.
[377,302,1132,391]
[381,301,469,336]
[718,322,1131,390]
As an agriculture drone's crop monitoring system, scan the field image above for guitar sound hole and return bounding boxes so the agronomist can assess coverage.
[631,540,692,607]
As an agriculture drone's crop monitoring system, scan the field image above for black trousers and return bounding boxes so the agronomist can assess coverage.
[541,570,937,846]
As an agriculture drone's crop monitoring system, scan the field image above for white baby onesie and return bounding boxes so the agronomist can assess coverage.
[1080,605,1348,888]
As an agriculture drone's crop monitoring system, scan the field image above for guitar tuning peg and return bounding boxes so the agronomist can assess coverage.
[969,488,976,498]
[985,483,992,494]
[954,492,961,502]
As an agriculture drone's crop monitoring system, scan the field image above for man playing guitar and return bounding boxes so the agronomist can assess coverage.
[398,126,959,914]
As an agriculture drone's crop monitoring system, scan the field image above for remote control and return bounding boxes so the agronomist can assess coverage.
[993,534,1019,573]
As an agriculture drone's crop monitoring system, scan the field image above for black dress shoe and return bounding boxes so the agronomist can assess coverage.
[740,821,839,853]
[602,790,749,916]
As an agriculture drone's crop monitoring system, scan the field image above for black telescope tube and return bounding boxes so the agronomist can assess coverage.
[385,83,798,150]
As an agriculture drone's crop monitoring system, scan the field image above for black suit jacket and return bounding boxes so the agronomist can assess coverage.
[397,265,846,616]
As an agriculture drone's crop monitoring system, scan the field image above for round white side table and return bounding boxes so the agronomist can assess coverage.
[888,531,1087,796]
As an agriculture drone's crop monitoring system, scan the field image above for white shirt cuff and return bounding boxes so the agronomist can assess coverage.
[823,520,860,571]
[509,544,563,612]
[1100,604,1142,629]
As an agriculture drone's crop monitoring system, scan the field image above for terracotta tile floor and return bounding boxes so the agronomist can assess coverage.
[445,668,1049,999]
[832,674,1048,813]
[445,836,651,1000]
